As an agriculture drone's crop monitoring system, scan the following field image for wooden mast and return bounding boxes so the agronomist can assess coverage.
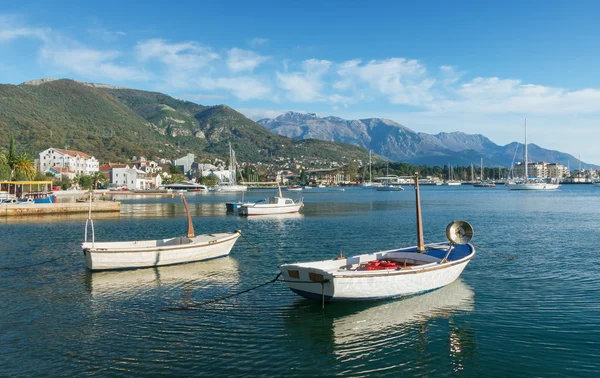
[414,173,425,252]
[181,194,195,238]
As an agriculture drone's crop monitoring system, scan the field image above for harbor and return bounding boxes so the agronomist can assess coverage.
[1,184,599,376]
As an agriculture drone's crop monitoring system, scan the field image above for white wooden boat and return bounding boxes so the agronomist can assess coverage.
[280,174,475,302]
[238,184,303,216]
[82,194,241,271]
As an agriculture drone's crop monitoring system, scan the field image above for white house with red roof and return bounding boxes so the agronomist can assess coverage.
[39,148,99,175]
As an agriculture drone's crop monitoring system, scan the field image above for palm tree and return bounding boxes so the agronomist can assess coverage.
[91,171,107,189]
[13,152,36,180]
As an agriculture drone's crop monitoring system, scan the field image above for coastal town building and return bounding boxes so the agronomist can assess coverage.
[47,166,76,180]
[173,153,195,176]
[111,165,148,190]
[38,148,99,176]
[131,158,162,174]
[512,162,569,179]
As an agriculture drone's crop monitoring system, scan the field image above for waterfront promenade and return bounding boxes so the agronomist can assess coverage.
[0,201,120,217]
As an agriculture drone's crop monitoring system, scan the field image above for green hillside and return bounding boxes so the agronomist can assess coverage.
[0,79,370,164]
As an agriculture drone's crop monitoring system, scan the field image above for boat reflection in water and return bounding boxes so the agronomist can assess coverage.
[244,213,304,222]
[284,280,476,374]
[330,279,474,355]
[86,256,240,299]
[120,202,228,218]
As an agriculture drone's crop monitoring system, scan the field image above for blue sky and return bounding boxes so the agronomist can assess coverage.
[2,0,600,163]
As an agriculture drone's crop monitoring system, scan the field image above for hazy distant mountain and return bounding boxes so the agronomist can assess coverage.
[258,111,595,169]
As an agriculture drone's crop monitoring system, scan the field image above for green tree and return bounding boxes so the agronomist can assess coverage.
[299,169,307,184]
[7,136,17,181]
[91,171,108,189]
[77,174,93,189]
[13,152,36,180]
[169,165,183,175]
[346,163,358,181]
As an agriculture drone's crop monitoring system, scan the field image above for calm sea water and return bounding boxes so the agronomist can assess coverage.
[1,185,599,377]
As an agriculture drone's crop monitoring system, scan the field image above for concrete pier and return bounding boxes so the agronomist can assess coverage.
[0,201,121,217]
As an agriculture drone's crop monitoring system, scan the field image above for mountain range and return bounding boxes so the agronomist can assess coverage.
[0,79,368,163]
[1,78,592,170]
[258,112,594,169]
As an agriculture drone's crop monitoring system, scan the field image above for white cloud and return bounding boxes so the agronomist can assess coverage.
[276,59,332,102]
[334,58,433,106]
[0,26,49,42]
[237,108,286,121]
[226,48,268,72]
[40,45,148,81]
[135,39,219,70]
[433,77,600,115]
[197,76,271,100]
[249,37,268,47]
[178,93,228,102]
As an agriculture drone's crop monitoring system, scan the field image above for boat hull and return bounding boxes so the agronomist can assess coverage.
[82,231,241,271]
[238,203,303,216]
[280,245,474,301]
[376,185,404,191]
[506,182,560,190]
[216,185,248,192]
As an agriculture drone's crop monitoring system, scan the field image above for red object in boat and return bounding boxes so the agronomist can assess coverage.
[365,260,398,270]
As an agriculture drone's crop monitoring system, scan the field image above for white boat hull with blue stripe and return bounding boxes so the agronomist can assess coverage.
[280,243,474,301]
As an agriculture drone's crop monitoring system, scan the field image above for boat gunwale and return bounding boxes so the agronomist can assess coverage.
[280,244,475,279]
[83,231,241,254]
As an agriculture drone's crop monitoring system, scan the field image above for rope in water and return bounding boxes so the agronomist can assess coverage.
[1,252,78,271]
[160,233,331,311]
[473,243,517,259]
[239,231,263,252]
[160,272,283,312]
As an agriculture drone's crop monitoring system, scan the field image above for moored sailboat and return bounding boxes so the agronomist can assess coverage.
[215,142,248,192]
[506,119,559,190]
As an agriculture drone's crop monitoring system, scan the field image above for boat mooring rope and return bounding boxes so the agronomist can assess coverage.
[239,231,263,252]
[1,252,78,271]
[160,272,282,312]
[473,243,517,259]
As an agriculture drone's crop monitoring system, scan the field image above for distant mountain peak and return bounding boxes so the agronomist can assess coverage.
[21,78,127,90]
[257,112,592,168]
[21,78,59,86]
[280,111,319,119]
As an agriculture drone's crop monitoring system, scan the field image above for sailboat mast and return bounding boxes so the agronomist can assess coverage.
[471,164,474,182]
[369,150,372,183]
[229,142,235,186]
[480,157,483,181]
[524,119,528,179]
[414,173,425,252]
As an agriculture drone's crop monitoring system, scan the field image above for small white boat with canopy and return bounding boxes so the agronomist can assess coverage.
[82,193,241,271]
[280,173,475,302]
[238,184,303,216]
